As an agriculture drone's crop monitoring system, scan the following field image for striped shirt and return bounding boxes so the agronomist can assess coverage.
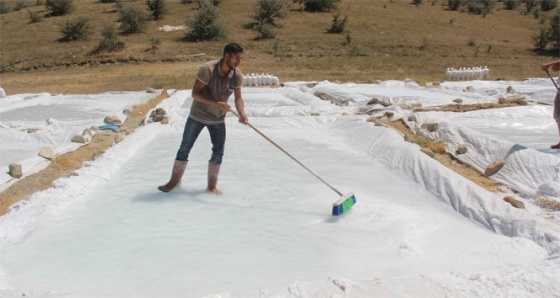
[189,59,244,125]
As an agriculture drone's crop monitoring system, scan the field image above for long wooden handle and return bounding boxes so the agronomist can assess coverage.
[546,69,560,91]
[230,109,343,197]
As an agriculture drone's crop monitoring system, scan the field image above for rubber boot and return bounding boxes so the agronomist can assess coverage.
[158,160,187,193]
[207,161,222,195]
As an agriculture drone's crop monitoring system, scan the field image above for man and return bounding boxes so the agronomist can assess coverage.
[541,59,560,149]
[159,43,248,194]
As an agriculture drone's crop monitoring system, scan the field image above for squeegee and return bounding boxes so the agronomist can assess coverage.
[230,110,356,216]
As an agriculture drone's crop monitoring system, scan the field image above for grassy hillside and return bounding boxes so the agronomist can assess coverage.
[0,0,558,94]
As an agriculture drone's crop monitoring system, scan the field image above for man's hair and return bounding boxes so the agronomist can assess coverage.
[223,43,243,57]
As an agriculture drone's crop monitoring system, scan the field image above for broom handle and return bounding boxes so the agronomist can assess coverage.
[546,69,560,91]
[230,109,344,197]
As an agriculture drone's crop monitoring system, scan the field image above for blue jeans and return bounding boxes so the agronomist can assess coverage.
[175,118,226,164]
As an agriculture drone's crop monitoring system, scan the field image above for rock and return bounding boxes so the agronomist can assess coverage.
[82,128,95,138]
[456,144,468,155]
[384,111,394,118]
[421,123,439,132]
[503,196,525,209]
[147,88,157,93]
[314,91,349,106]
[463,86,475,92]
[484,160,506,177]
[38,147,55,160]
[404,134,415,143]
[9,164,22,178]
[149,108,168,123]
[27,128,38,133]
[516,98,528,105]
[453,98,463,104]
[71,134,88,143]
[407,115,416,122]
[367,98,391,107]
[104,115,122,125]
[160,116,169,124]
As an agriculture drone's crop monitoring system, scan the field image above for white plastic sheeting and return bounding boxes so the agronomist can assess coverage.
[1,79,560,297]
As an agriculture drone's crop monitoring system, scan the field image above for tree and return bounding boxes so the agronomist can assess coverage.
[45,0,73,16]
[293,0,340,12]
[185,2,226,41]
[147,0,166,20]
[253,0,285,27]
[118,5,151,34]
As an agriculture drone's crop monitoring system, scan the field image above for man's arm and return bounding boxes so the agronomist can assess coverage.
[191,79,230,111]
[541,59,560,72]
[233,87,248,124]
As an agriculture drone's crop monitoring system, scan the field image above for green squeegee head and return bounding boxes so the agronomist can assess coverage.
[332,193,357,216]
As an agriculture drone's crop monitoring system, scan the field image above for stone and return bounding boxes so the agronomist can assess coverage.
[421,123,439,132]
[503,196,525,209]
[9,163,22,178]
[456,144,468,155]
[71,135,88,143]
[484,160,506,177]
[104,115,122,125]
[38,147,55,160]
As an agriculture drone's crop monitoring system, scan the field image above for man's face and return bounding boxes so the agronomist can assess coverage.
[225,52,243,69]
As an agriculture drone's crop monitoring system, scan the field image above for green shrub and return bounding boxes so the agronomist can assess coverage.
[465,0,495,16]
[539,0,557,12]
[0,1,9,14]
[184,3,226,41]
[146,0,166,20]
[533,28,549,50]
[503,0,519,10]
[13,1,28,11]
[45,0,73,16]
[93,23,125,53]
[254,23,276,40]
[253,0,285,27]
[59,17,91,42]
[447,0,463,11]
[294,0,340,12]
[28,9,42,22]
[326,13,347,33]
[118,4,150,34]
[524,0,536,14]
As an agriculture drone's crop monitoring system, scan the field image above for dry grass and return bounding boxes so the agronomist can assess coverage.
[1,0,558,94]
[536,196,560,212]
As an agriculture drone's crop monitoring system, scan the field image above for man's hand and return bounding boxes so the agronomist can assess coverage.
[238,113,248,124]
[542,61,560,72]
[216,101,231,111]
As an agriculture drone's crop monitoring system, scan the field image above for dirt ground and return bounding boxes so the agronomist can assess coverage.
[381,119,501,192]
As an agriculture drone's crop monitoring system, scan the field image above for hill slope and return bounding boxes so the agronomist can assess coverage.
[0,0,557,94]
